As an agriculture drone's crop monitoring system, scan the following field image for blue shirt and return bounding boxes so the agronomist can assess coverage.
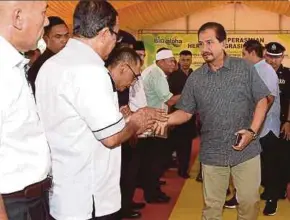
[254,59,281,138]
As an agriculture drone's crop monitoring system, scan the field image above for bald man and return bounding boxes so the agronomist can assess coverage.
[0,1,51,220]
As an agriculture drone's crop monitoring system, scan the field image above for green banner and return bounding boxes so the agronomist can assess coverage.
[141,33,290,70]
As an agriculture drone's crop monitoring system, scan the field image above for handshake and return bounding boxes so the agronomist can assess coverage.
[120,105,169,136]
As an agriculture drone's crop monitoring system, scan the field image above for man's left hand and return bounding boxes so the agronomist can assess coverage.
[232,129,254,151]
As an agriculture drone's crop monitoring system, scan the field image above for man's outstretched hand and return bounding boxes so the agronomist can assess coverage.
[153,121,168,136]
[129,107,168,135]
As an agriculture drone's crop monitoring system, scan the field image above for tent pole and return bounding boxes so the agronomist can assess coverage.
[186,15,189,34]
[279,14,282,31]
[233,1,237,32]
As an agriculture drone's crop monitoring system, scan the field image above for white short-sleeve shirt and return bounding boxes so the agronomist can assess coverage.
[0,36,51,194]
[36,38,125,220]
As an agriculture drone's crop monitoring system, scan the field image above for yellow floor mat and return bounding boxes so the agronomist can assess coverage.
[170,161,290,220]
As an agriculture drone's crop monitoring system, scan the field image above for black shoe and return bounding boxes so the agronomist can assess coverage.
[224,195,238,209]
[263,200,277,216]
[121,210,142,219]
[146,194,171,204]
[195,171,202,182]
[131,202,146,210]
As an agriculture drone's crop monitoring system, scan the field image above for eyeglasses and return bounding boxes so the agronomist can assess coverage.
[110,29,123,43]
[126,64,139,81]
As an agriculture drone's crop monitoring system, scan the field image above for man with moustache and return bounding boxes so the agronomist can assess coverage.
[155,22,272,219]
[0,1,51,219]
[36,1,166,220]
[27,16,69,95]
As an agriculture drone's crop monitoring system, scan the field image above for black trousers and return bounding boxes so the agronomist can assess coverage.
[279,137,290,186]
[120,141,141,213]
[260,131,289,200]
[3,192,49,220]
[138,137,171,200]
[170,128,193,175]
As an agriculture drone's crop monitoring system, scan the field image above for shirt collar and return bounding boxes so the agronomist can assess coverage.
[66,38,105,66]
[0,35,28,69]
[202,55,231,73]
[189,68,193,74]
[254,59,266,67]
[17,58,30,70]
[179,67,193,77]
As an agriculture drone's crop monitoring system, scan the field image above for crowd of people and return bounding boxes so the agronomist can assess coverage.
[0,1,289,220]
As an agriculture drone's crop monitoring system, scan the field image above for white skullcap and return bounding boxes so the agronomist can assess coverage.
[156,49,174,61]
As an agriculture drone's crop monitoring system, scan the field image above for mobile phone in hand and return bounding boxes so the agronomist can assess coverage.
[234,133,242,146]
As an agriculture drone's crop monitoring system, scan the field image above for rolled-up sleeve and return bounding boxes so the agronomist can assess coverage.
[175,75,196,114]
[73,65,125,140]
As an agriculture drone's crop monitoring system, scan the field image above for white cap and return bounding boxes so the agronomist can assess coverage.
[156,49,174,61]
